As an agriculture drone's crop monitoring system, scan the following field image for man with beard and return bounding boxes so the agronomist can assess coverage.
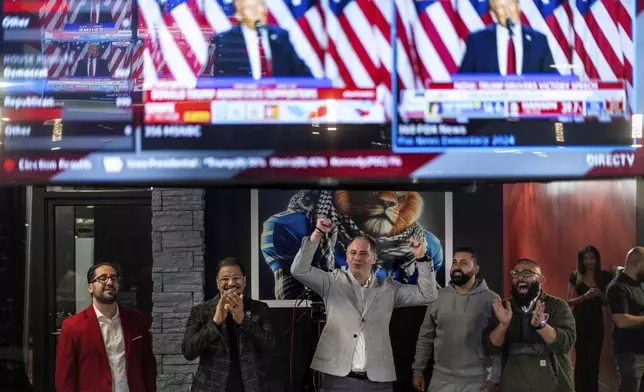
[55,263,157,392]
[487,259,575,392]
[606,247,644,392]
[412,247,501,392]
[182,257,275,392]
[291,218,437,391]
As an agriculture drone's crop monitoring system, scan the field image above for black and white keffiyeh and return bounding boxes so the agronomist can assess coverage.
[287,190,426,272]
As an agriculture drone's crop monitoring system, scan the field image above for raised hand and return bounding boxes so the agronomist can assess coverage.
[311,217,333,242]
[492,296,512,327]
[530,300,548,328]
[409,236,427,260]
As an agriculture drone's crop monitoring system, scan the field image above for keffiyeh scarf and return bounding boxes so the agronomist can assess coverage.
[287,190,426,272]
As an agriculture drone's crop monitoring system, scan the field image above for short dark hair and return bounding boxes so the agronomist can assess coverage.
[348,235,377,253]
[454,247,479,264]
[87,263,119,283]
[216,257,246,277]
[515,258,540,269]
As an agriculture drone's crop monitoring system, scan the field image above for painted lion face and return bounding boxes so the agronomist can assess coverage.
[334,191,424,237]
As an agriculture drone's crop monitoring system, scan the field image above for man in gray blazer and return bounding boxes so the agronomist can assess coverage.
[291,217,439,391]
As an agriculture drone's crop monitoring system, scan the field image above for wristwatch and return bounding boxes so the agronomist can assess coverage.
[534,319,547,330]
[415,254,430,263]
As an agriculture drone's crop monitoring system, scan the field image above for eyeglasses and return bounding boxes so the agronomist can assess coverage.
[217,275,245,283]
[92,274,121,284]
[510,270,540,279]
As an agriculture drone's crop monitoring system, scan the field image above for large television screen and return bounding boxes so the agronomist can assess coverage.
[0,0,642,184]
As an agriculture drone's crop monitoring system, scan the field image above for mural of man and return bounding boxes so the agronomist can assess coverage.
[261,190,444,300]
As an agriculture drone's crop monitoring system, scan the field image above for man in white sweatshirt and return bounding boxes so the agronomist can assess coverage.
[412,247,501,392]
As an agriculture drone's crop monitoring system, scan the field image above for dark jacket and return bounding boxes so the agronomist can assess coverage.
[486,292,576,392]
[459,24,558,75]
[182,295,275,392]
[211,25,312,78]
[74,57,111,77]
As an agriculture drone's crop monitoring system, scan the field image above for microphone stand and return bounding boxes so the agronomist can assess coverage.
[284,288,326,392]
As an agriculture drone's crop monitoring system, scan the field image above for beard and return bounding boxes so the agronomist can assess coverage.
[511,281,541,307]
[450,270,474,286]
[93,287,117,304]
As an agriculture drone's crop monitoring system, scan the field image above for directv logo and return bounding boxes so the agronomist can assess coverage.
[103,157,124,173]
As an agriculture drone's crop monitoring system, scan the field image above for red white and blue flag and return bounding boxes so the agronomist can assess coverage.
[44,41,133,78]
[138,0,635,106]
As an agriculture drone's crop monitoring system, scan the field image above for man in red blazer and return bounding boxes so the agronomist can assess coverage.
[55,263,157,392]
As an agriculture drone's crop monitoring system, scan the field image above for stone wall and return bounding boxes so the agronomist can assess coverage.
[151,189,205,392]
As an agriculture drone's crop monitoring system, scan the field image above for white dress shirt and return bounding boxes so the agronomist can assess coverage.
[240,25,272,80]
[94,305,130,392]
[346,270,373,373]
[496,22,523,76]
[91,3,101,24]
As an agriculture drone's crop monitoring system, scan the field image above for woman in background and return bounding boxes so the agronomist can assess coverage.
[567,245,613,392]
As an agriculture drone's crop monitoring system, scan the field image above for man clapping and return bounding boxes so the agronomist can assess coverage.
[182,257,275,392]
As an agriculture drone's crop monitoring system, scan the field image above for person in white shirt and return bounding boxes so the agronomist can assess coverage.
[55,263,156,392]
[459,0,558,75]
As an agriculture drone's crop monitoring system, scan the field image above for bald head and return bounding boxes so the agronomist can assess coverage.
[626,247,644,267]
[515,258,541,273]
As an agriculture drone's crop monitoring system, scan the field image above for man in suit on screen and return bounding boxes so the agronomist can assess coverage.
[210,0,312,79]
[459,0,559,75]
[75,0,115,24]
[74,43,111,77]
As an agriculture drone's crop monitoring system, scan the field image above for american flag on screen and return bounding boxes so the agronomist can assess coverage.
[44,41,133,78]
[40,0,135,79]
[39,0,134,30]
[415,0,634,106]
[139,0,635,107]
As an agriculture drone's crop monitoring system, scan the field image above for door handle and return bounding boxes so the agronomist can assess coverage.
[51,330,61,336]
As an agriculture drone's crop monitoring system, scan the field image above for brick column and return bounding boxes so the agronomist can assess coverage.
[151,189,205,392]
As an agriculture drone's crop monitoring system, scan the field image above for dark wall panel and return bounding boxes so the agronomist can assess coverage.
[453,184,504,295]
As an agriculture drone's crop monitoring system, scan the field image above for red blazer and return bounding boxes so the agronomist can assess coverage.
[55,305,157,392]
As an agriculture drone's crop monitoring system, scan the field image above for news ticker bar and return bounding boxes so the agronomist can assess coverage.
[0,120,632,154]
[393,119,633,151]
[400,82,627,120]
[0,149,641,183]
[139,120,632,151]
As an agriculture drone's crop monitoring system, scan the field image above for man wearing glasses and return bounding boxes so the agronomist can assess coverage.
[182,257,275,392]
[486,259,576,392]
[55,263,157,392]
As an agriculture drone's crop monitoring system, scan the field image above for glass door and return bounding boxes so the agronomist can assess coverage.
[41,199,152,391]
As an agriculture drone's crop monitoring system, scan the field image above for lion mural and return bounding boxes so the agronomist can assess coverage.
[261,190,444,300]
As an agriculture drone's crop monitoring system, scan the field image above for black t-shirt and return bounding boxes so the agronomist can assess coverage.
[225,315,245,392]
[606,273,644,354]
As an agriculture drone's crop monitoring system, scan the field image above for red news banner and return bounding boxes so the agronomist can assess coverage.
[142,88,380,124]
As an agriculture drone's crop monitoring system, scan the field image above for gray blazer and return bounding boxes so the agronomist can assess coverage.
[290,237,438,382]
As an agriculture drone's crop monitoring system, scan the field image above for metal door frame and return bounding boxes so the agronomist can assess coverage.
[30,187,151,392]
